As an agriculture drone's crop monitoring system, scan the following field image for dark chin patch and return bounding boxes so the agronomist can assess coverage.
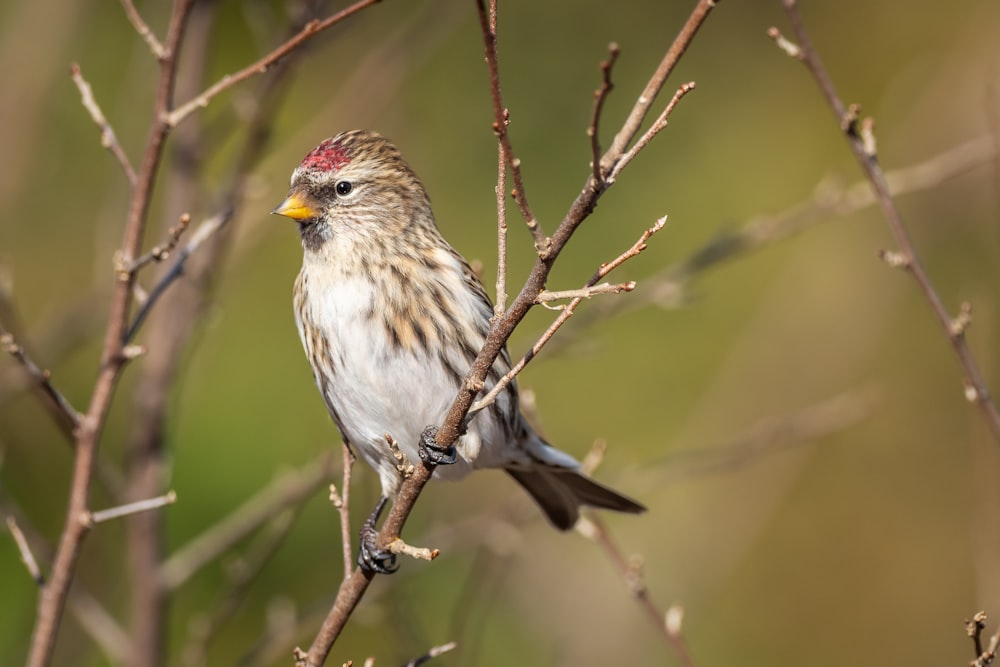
[299,221,329,252]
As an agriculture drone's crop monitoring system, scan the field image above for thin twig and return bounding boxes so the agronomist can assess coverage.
[70,63,138,186]
[601,0,718,174]
[0,322,83,431]
[165,0,383,127]
[399,641,457,667]
[551,133,999,348]
[84,490,177,526]
[475,0,548,255]
[180,508,301,667]
[127,212,192,273]
[772,0,1000,445]
[536,281,636,307]
[124,208,232,343]
[386,537,439,563]
[471,216,665,414]
[159,453,333,591]
[7,516,44,585]
[588,43,620,186]
[494,123,509,318]
[576,514,696,667]
[336,442,356,582]
[607,82,696,183]
[120,0,165,58]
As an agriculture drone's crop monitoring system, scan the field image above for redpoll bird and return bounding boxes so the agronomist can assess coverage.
[273,130,644,572]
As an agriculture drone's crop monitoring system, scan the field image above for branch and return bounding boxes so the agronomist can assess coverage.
[331,442,356,583]
[588,43,620,186]
[549,134,998,350]
[70,63,138,186]
[576,514,696,667]
[26,7,197,664]
[158,453,333,591]
[165,0,383,127]
[0,322,82,432]
[301,1,717,662]
[400,641,457,667]
[7,516,44,585]
[471,216,665,414]
[123,207,232,344]
[607,81,696,184]
[771,0,1000,445]
[476,0,548,254]
[968,612,999,667]
[120,0,165,59]
[83,491,177,526]
[126,212,192,273]
[600,0,718,175]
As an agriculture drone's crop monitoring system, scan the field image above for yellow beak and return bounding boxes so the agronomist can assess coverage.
[271,191,320,222]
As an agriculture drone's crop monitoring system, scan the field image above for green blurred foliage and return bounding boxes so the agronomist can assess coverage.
[1,0,999,665]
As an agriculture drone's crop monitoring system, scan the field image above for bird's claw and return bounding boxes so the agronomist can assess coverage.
[417,426,456,466]
[358,496,398,574]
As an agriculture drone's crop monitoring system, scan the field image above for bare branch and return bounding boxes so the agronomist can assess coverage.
[70,63,138,186]
[772,0,1000,444]
[588,43,620,186]
[386,537,439,563]
[124,208,232,344]
[471,216,665,414]
[84,490,177,526]
[607,82,696,184]
[120,0,165,59]
[159,453,333,591]
[7,516,44,585]
[0,322,82,432]
[536,281,636,307]
[601,0,718,175]
[576,514,696,667]
[166,0,383,127]
[302,1,719,660]
[400,641,457,667]
[334,442,356,582]
[127,212,192,273]
[494,121,509,318]
[475,0,549,255]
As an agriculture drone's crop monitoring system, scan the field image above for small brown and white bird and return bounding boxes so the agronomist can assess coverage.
[273,130,643,570]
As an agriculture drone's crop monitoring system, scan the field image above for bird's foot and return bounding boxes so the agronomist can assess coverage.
[358,495,398,574]
[417,426,456,466]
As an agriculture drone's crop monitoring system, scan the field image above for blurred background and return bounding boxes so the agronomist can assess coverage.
[1,0,999,665]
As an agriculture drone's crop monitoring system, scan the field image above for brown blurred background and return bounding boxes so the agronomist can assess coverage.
[1,0,999,665]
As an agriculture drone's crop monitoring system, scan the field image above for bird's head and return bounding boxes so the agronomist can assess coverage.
[272,130,433,251]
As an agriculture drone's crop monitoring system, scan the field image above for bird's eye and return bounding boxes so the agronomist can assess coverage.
[335,181,353,197]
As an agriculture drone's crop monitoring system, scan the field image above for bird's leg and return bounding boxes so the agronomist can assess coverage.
[417,425,456,466]
[357,495,398,574]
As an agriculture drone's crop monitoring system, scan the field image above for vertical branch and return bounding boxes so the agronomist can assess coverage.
[122,5,215,666]
[488,2,509,316]
[475,0,548,254]
[26,2,195,665]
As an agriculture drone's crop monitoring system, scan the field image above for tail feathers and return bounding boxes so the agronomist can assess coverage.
[506,468,645,531]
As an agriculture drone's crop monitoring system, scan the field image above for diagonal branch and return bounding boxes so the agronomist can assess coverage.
[771,0,1000,445]
[120,0,165,59]
[165,0,383,128]
[300,2,717,664]
[71,63,138,186]
[0,321,82,433]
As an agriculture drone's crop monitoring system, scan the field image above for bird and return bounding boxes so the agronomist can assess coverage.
[272,130,644,572]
